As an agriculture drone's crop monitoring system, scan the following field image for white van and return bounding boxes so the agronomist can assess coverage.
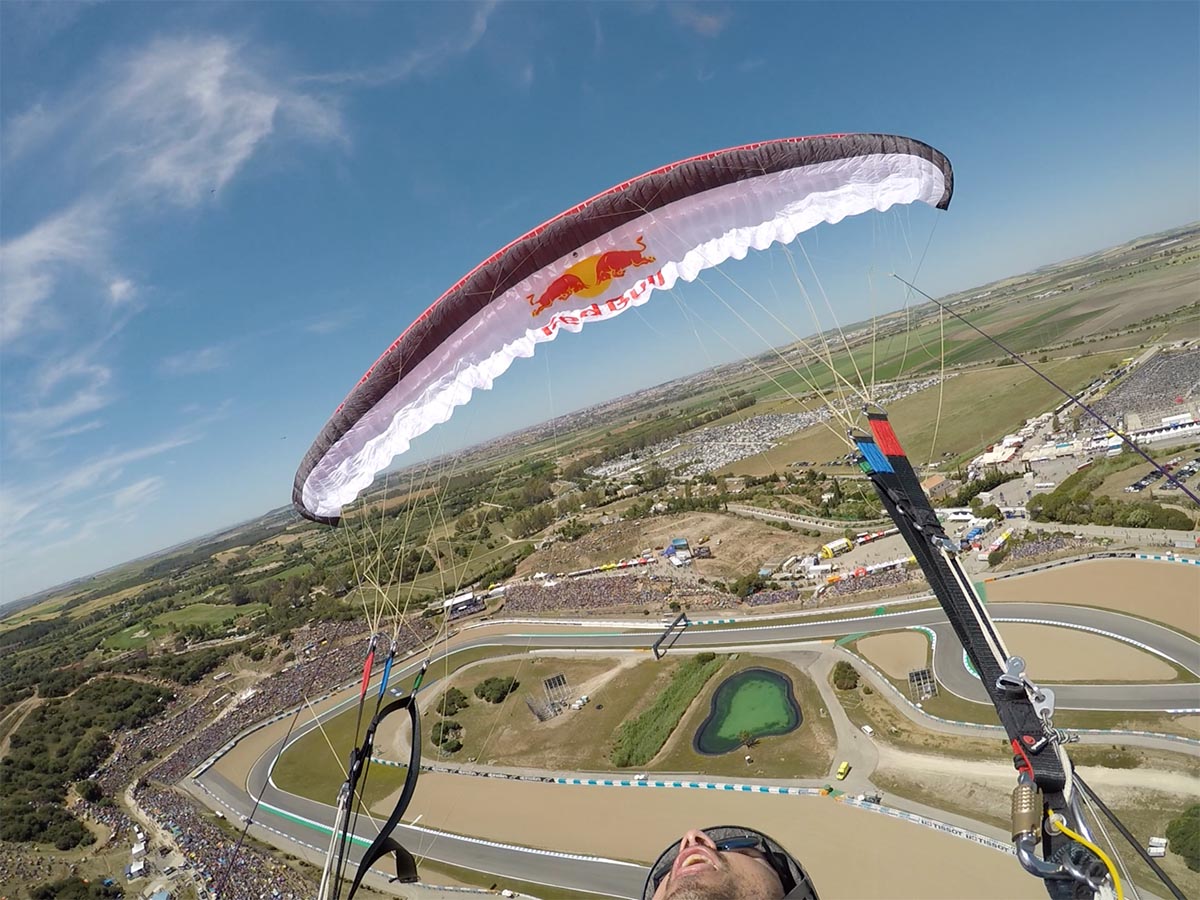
[860,725,875,737]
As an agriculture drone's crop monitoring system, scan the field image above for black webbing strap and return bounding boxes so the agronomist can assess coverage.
[339,694,423,900]
[854,415,1087,899]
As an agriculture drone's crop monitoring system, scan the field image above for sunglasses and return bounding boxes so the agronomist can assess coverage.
[651,829,796,893]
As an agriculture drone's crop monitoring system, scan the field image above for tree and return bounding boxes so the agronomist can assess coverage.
[431,719,463,747]
[438,687,469,717]
[1166,804,1200,871]
[473,676,519,703]
[738,730,757,748]
[832,661,860,691]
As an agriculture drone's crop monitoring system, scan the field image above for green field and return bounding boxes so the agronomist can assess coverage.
[274,650,840,805]
[99,602,267,650]
[154,602,266,628]
[653,655,835,779]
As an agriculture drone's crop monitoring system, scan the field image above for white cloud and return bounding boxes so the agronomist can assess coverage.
[302,1,496,86]
[160,345,231,376]
[304,316,350,335]
[111,476,165,510]
[7,36,345,207]
[108,278,135,304]
[0,434,195,536]
[2,34,345,453]
[1,35,344,350]
[6,358,114,455]
[0,201,112,345]
[670,5,731,37]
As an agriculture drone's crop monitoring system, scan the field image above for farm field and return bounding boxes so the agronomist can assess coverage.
[723,351,1125,475]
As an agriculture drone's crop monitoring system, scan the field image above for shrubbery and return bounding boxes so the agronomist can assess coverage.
[832,661,860,691]
[1166,804,1199,871]
[430,719,463,747]
[0,678,171,849]
[438,686,469,717]
[473,677,518,704]
[31,876,123,899]
[1028,468,1196,530]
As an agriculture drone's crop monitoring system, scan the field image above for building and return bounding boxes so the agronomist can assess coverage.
[919,474,953,499]
[442,592,485,620]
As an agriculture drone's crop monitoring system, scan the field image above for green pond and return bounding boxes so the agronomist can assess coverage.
[693,667,802,755]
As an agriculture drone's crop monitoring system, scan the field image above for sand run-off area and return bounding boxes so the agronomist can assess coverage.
[856,631,928,679]
[395,773,1045,900]
[857,624,1178,683]
[995,623,1178,681]
[987,558,1200,638]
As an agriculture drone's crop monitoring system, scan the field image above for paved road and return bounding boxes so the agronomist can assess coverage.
[198,599,1198,898]
[493,604,1199,711]
[201,763,650,898]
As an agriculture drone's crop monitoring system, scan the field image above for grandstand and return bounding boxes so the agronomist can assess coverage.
[1090,348,1200,431]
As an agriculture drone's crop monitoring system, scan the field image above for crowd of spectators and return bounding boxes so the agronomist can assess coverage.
[501,574,669,614]
[1006,533,1095,563]
[823,566,920,597]
[743,587,805,607]
[666,411,836,479]
[94,688,225,794]
[146,621,434,784]
[589,375,952,480]
[1089,349,1200,427]
[75,798,135,842]
[0,845,71,891]
[135,785,314,899]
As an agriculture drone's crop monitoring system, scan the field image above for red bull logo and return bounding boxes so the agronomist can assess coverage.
[538,269,666,338]
[527,236,656,317]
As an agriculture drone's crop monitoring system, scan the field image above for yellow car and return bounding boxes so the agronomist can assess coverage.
[836,761,851,780]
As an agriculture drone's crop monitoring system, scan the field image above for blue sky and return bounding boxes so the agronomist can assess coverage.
[1,1,1197,604]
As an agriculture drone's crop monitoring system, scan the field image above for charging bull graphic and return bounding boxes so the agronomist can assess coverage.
[528,236,656,317]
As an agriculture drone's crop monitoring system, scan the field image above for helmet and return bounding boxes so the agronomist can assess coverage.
[643,825,819,900]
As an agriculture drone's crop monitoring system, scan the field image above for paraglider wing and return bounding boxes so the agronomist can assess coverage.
[294,133,953,523]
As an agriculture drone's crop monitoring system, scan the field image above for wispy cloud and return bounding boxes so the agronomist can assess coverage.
[6,36,345,207]
[304,315,353,335]
[670,4,731,37]
[111,476,166,510]
[6,357,115,456]
[0,434,196,537]
[0,200,113,345]
[301,1,497,86]
[1,34,343,454]
[160,345,231,376]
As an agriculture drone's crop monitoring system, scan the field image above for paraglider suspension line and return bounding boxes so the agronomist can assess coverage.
[890,274,1200,506]
[1074,773,1186,900]
[213,705,303,900]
